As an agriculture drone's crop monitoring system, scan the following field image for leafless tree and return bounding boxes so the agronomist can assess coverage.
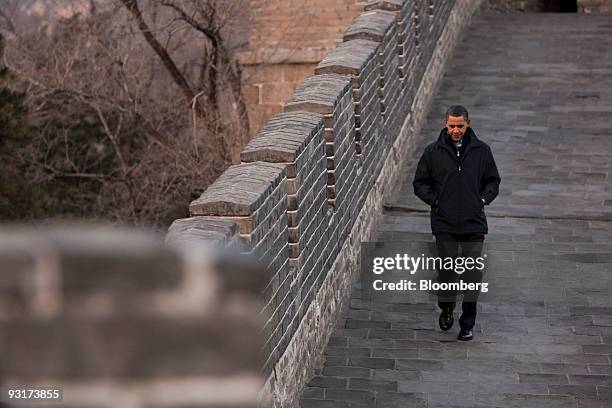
[0,0,18,33]
[1,0,253,227]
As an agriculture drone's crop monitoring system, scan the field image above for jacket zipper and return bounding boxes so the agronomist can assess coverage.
[456,145,461,173]
[457,143,475,173]
[440,139,468,172]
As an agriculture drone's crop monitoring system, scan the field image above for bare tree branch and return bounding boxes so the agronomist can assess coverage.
[119,0,200,110]
[0,11,15,34]
[161,0,216,40]
[1,0,254,226]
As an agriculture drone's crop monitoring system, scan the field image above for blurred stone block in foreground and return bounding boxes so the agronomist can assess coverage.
[0,225,266,408]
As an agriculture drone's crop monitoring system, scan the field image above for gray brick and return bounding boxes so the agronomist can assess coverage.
[308,376,348,389]
[518,373,569,384]
[376,392,427,407]
[548,384,598,398]
[324,389,375,407]
[323,366,371,378]
[348,357,395,369]
[300,399,350,408]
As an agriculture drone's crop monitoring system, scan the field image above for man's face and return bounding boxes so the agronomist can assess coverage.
[445,115,470,142]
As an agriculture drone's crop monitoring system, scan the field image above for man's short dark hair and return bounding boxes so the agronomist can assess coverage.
[445,105,469,121]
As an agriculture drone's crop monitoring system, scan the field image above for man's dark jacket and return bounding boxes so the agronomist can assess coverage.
[413,127,501,235]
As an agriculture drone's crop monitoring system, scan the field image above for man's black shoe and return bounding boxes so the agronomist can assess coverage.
[438,307,454,331]
[458,328,473,341]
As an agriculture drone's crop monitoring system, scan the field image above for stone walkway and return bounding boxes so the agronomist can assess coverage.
[300,11,612,408]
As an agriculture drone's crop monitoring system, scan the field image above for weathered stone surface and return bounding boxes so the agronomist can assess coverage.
[1,317,261,378]
[0,227,265,408]
[365,0,405,12]
[343,10,397,43]
[285,74,353,115]
[241,111,325,164]
[166,216,240,249]
[315,39,380,76]
[237,0,365,65]
[189,162,286,216]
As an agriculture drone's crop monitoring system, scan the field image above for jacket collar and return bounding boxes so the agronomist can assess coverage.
[435,127,482,151]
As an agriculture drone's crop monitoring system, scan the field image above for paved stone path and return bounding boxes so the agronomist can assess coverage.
[300,11,612,408]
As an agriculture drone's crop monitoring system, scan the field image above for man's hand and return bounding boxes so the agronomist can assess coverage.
[480,145,501,205]
[413,146,438,207]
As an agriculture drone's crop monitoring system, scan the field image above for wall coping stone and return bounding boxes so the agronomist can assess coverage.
[241,111,325,163]
[284,74,353,115]
[365,0,405,12]
[315,39,380,76]
[189,162,286,216]
[343,9,398,43]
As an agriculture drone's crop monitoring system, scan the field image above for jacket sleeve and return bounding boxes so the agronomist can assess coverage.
[413,147,437,207]
[480,145,501,205]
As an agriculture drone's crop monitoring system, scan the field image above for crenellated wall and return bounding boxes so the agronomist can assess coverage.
[169,0,487,406]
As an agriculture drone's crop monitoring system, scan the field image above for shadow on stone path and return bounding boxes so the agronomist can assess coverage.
[300,11,612,408]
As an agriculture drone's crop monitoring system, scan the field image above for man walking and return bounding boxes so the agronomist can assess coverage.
[413,105,501,341]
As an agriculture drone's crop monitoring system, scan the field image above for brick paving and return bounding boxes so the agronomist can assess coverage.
[300,11,612,408]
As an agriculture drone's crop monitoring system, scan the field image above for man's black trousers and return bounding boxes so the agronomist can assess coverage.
[435,232,485,331]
